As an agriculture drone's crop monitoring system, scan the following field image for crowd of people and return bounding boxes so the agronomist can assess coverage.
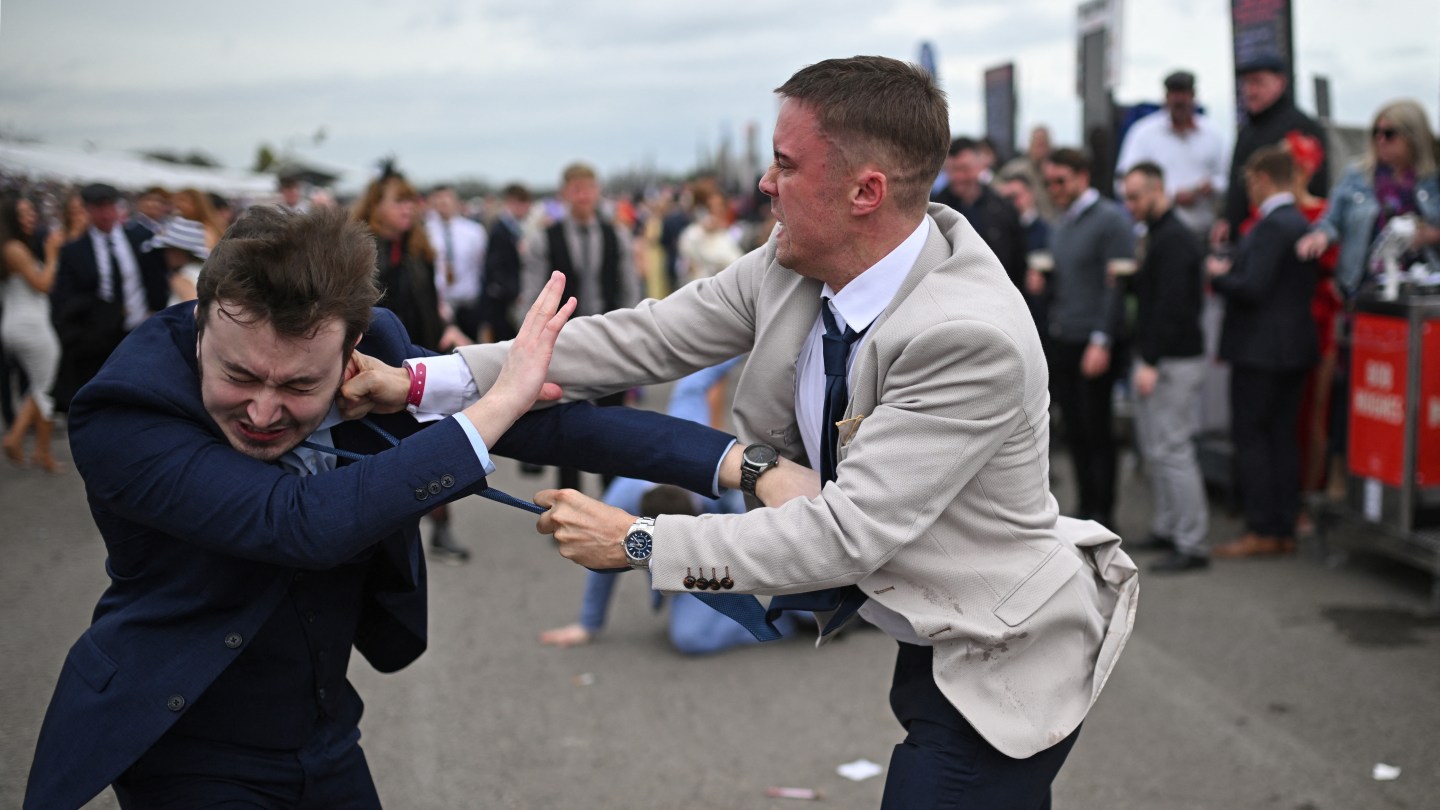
[928,57,1440,574]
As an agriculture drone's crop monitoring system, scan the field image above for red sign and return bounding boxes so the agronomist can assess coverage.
[1349,314,1408,486]
[1419,321,1440,486]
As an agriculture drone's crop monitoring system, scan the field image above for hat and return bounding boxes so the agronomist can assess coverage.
[80,183,120,205]
[148,217,209,259]
[1236,53,1286,76]
[1163,71,1195,92]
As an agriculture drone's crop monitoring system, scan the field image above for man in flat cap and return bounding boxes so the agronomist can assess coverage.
[1116,70,1231,240]
[1217,54,1329,245]
[50,183,171,411]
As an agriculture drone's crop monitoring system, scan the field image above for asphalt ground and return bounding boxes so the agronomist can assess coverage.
[2,391,1437,809]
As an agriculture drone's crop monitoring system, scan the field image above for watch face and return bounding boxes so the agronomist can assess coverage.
[624,530,653,561]
[744,444,778,466]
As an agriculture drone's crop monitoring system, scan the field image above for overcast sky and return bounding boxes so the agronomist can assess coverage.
[1,0,1437,189]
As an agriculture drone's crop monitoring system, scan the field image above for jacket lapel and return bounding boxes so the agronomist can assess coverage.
[733,267,823,461]
[846,215,950,418]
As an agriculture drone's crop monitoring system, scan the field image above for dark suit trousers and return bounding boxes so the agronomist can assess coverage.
[1230,366,1308,537]
[882,643,1080,809]
[1048,339,1118,521]
[112,714,379,809]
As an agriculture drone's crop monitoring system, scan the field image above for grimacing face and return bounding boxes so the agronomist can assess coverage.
[757,98,853,279]
[196,303,353,462]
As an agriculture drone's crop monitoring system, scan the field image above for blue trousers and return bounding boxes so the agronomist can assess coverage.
[112,714,379,809]
[881,642,1080,809]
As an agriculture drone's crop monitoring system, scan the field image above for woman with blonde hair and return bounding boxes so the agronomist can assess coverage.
[1297,99,1440,294]
[171,188,226,249]
[1,196,64,471]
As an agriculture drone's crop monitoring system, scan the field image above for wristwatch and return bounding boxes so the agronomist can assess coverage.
[623,517,655,569]
[739,443,780,497]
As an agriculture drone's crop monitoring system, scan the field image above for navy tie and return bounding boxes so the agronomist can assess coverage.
[694,299,869,641]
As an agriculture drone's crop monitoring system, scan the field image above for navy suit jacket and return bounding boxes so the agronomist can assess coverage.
[49,225,172,410]
[25,304,733,810]
[1213,203,1319,371]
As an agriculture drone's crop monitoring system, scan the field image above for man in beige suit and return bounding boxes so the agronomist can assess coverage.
[347,56,1137,807]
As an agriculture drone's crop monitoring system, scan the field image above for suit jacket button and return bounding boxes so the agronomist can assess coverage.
[224,632,243,649]
[166,694,186,712]
[440,474,455,488]
[428,481,443,495]
[415,488,429,501]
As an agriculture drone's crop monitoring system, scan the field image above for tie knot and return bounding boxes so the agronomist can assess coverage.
[820,301,862,377]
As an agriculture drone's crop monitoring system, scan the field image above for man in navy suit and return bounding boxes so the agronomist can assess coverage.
[1207,145,1318,558]
[49,183,171,412]
[23,205,778,809]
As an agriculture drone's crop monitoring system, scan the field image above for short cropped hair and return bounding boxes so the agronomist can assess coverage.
[561,163,598,186]
[948,136,981,158]
[1125,161,1166,185]
[775,55,950,214]
[1244,145,1295,188]
[197,205,379,355]
[1046,148,1092,176]
[500,183,532,202]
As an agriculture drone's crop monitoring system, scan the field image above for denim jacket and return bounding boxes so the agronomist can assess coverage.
[1313,163,1440,295]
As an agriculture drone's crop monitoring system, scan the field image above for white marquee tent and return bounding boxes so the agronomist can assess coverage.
[0,141,276,198]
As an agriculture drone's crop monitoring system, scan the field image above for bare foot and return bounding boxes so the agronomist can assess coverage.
[539,623,592,648]
[2,436,24,467]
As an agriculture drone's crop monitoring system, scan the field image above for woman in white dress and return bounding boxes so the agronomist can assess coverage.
[1,196,64,472]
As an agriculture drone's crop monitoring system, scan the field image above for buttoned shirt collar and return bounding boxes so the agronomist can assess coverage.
[1062,188,1101,224]
[822,216,931,334]
[1258,191,1295,219]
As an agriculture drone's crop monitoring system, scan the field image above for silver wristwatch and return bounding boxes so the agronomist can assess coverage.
[623,517,655,570]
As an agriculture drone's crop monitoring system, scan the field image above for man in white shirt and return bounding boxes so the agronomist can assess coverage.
[1115,70,1231,238]
[424,185,488,341]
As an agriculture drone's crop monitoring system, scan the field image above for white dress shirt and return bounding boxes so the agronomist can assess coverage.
[425,213,488,306]
[90,226,148,330]
[794,216,932,645]
[1115,110,1230,233]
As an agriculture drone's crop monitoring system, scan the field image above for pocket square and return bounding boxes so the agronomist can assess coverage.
[835,414,865,445]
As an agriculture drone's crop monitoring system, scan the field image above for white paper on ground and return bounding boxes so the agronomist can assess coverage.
[1372,763,1401,781]
[836,758,884,782]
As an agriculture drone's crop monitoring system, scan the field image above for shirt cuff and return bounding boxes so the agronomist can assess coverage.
[406,354,480,422]
[1088,331,1111,348]
[713,438,737,498]
[450,413,498,476]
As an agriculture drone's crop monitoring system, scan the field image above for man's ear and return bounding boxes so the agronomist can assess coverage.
[851,169,887,216]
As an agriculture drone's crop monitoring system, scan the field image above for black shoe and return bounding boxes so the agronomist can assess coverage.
[1150,552,1209,573]
[429,526,471,565]
[1129,534,1175,552]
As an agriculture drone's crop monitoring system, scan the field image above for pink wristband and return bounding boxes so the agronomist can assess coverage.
[404,361,426,414]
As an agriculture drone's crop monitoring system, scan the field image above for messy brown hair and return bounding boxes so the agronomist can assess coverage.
[197,205,379,355]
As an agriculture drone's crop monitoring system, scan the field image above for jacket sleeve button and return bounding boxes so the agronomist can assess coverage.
[415,488,429,501]
[428,481,443,495]
[224,632,243,649]
[166,694,186,712]
[683,576,696,589]
[440,474,455,488]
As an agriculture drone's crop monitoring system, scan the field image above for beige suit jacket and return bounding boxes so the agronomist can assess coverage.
[459,203,1138,758]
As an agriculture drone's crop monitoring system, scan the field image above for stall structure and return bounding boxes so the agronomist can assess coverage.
[1320,291,1440,608]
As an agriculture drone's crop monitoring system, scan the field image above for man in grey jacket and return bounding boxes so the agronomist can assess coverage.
[1042,148,1136,527]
